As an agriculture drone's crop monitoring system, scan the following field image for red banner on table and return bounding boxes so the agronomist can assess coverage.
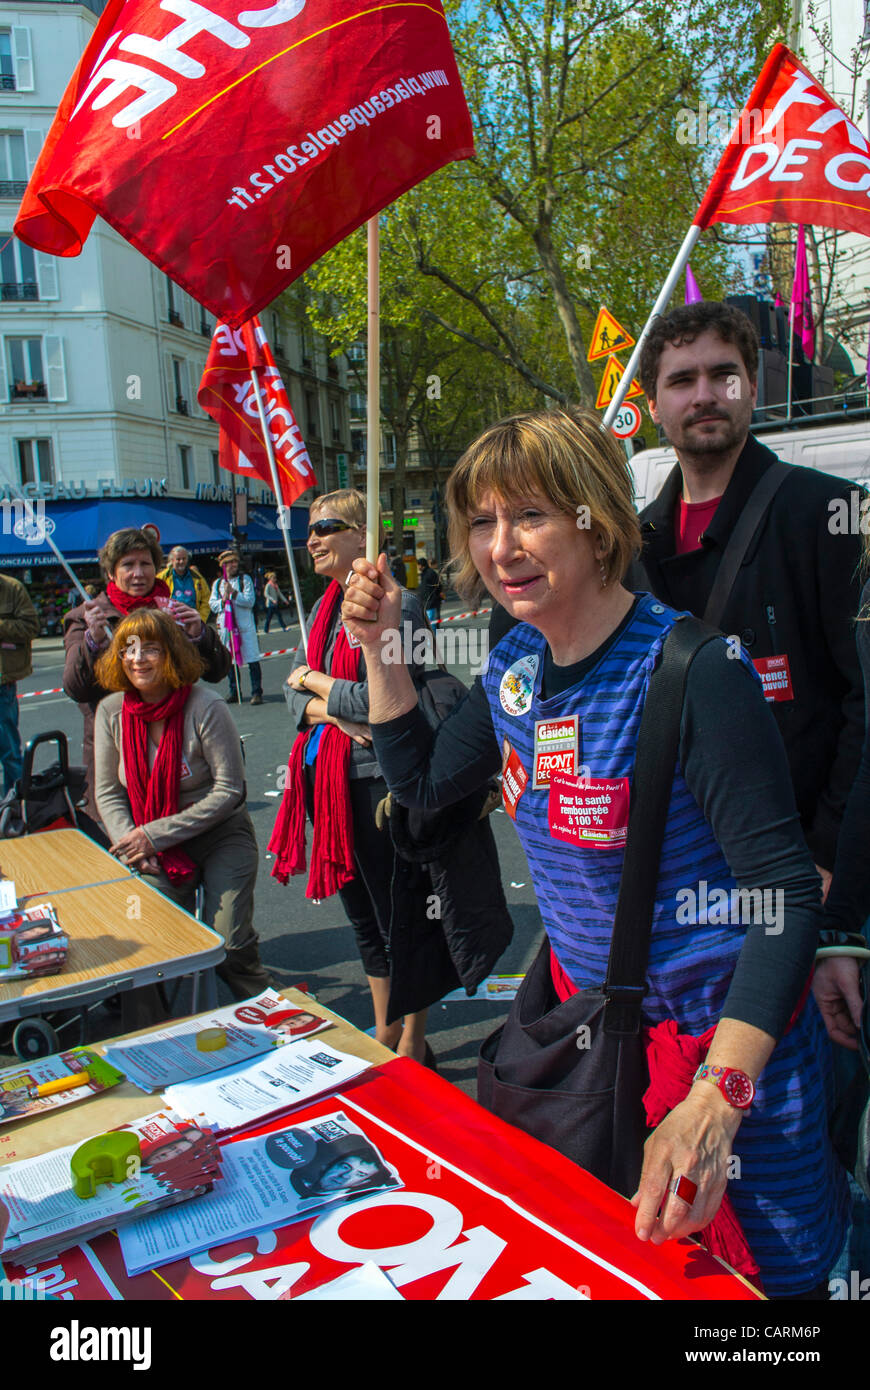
[199,317,316,506]
[695,43,870,237]
[2,1060,759,1302]
[14,0,475,326]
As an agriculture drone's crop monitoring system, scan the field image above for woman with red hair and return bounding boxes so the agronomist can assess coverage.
[93,608,271,1000]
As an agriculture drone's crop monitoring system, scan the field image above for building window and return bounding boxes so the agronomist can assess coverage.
[305,391,318,437]
[17,437,53,487]
[167,278,183,327]
[8,336,45,398]
[330,398,341,442]
[301,320,313,367]
[0,34,14,90]
[178,445,192,490]
[0,132,26,198]
[211,450,220,485]
[172,357,190,414]
[0,231,36,301]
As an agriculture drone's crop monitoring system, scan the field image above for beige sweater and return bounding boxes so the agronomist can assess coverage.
[94,684,246,851]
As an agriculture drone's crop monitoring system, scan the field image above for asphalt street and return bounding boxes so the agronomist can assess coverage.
[11,602,543,1094]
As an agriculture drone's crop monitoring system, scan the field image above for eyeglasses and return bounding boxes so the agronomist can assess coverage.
[121,644,164,661]
[308,518,355,538]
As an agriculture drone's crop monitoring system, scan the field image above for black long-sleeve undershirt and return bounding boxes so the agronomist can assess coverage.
[823,580,870,939]
[371,633,822,1040]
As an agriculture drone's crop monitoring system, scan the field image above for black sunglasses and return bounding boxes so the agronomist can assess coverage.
[308,518,355,538]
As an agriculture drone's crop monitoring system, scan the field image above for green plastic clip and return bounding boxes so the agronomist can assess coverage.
[70,1131,142,1199]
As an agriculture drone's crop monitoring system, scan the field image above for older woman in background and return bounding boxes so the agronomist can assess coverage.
[93,608,271,1000]
[64,527,230,823]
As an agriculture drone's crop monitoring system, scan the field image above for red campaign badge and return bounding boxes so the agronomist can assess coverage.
[752,653,793,703]
[501,743,529,821]
[533,716,579,790]
[548,773,630,849]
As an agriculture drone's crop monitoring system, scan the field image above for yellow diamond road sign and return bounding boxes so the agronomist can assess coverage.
[587,306,636,363]
[594,355,644,410]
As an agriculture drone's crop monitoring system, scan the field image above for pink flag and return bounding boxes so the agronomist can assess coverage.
[684,265,702,304]
[790,225,814,361]
[774,292,783,307]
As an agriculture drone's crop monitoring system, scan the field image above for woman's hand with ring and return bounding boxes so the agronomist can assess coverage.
[341,554,402,648]
[630,1087,742,1245]
[109,827,157,866]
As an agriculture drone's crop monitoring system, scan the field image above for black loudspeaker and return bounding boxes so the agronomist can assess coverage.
[755,347,789,410]
[726,294,762,339]
[792,363,835,414]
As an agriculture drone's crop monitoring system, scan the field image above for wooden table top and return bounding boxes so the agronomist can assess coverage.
[0,989,395,1165]
[0,829,223,1014]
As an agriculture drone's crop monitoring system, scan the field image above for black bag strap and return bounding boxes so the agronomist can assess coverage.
[702,460,791,629]
[603,615,719,1034]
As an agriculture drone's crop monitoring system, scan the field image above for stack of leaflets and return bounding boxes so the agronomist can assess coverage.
[0,903,68,979]
[0,1048,124,1126]
[163,1038,371,1133]
[0,1110,221,1267]
[102,989,333,1092]
[119,1110,402,1276]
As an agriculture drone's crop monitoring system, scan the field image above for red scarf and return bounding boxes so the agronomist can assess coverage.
[268,582,359,898]
[106,577,171,614]
[121,685,196,883]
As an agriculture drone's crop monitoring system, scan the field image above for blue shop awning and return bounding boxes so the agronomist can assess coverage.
[0,497,308,567]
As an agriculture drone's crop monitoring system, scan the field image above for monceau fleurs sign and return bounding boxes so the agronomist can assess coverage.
[0,477,276,503]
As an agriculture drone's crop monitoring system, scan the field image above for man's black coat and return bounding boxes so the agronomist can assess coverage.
[631,433,863,870]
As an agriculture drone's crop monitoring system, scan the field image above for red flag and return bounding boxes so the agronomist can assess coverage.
[695,43,870,236]
[198,317,317,506]
[14,0,474,326]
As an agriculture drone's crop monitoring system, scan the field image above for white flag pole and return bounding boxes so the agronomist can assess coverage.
[366,216,380,565]
[248,368,309,658]
[602,224,703,430]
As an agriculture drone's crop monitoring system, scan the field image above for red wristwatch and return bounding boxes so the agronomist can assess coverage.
[692,1063,755,1109]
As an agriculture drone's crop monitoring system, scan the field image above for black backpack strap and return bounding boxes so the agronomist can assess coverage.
[702,460,791,629]
[603,615,720,1034]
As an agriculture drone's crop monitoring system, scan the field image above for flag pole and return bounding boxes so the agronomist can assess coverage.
[786,302,795,421]
[602,224,702,430]
[366,216,380,565]
[248,367,309,659]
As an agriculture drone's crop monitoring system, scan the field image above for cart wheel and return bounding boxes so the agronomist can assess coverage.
[12,1018,59,1060]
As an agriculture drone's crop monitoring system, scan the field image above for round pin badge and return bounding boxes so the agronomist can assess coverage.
[499,653,539,715]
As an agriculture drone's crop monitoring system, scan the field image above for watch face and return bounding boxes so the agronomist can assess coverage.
[722,1070,754,1108]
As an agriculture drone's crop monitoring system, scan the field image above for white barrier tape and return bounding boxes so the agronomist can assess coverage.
[18,611,496,689]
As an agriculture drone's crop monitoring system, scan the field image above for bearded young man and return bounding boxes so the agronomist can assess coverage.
[635,300,862,897]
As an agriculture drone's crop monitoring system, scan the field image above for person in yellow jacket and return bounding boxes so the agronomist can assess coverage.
[158,547,211,622]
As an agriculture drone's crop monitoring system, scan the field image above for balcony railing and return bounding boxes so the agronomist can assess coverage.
[327,361,339,379]
[199,321,211,337]
[0,180,27,199]
[168,310,183,327]
[10,379,46,400]
[175,395,189,414]
[0,75,16,91]
[1,282,37,301]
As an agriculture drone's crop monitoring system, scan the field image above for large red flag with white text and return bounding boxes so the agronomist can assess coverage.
[695,43,870,236]
[198,317,316,505]
[14,0,475,325]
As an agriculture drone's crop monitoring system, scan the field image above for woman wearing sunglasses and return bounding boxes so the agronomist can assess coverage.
[271,489,435,1063]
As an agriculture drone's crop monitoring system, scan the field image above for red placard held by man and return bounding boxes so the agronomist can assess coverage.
[14,0,475,325]
[199,317,316,508]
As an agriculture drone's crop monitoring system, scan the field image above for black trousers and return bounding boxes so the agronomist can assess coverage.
[305,767,394,977]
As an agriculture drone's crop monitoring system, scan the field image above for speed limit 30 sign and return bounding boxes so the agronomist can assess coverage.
[610,402,642,438]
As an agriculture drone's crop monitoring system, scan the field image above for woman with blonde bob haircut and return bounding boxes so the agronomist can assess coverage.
[93,609,272,1000]
[341,405,848,1300]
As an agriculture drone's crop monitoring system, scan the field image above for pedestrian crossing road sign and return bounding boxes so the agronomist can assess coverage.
[586,307,636,362]
[594,355,644,410]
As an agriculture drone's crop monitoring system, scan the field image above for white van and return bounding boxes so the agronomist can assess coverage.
[630,415,870,510]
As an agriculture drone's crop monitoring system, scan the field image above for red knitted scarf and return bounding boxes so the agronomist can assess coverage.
[268,581,360,898]
[121,685,196,883]
[106,577,171,614]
